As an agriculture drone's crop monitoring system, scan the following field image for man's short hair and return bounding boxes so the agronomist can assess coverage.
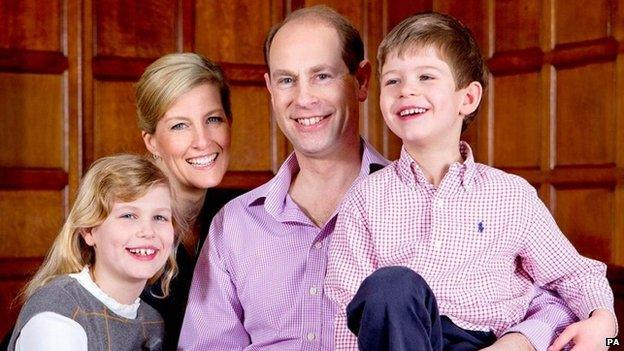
[263,5,364,74]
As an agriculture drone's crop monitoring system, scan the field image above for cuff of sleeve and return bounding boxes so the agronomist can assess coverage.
[503,319,555,351]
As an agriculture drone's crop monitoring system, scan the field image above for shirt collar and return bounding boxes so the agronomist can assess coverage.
[397,141,476,191]
[247,138,389,222]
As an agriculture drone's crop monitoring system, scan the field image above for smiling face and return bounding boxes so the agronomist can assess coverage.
[143,83,231,197]
[264,20,368,158]
[379,46,481,151]
[82,183,175,295]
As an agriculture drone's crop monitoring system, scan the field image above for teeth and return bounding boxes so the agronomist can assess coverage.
[187,153,217,166]
[399,108,427,117]
[129,248,155,256]
[297,116,324,126]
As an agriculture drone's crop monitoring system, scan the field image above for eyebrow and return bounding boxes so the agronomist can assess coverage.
[271,69,296,79]
[164,108,226,121]
[115,205,171,213]
[381,65,444,77]
[309,64,334,74]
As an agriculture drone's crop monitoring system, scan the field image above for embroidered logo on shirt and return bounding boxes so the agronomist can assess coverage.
[478,221,484,233]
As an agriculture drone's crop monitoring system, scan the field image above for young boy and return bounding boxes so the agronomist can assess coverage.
[325,12,617,351]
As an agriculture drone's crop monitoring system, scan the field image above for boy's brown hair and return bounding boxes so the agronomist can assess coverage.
[377,12,488,131]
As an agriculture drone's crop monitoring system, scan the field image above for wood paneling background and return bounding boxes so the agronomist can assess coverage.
[0,0,622,337]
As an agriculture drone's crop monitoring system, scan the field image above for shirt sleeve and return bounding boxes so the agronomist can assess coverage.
[325,186,378,350]
[15,311,87,351]
[518,185,617,334]
[502,287,577,351]
[177,209,251,350]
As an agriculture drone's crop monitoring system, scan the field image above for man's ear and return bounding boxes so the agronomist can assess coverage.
[355,60,372,102]
[264,72,274,103]
[142,131,160,158]
[459,81,483,116]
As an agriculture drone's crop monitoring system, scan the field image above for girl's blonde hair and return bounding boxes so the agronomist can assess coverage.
[21,154,184,302]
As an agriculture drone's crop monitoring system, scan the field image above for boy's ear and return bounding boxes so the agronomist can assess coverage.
[459,81,483,116]
[355,60,372,102]
[142,131,160,158]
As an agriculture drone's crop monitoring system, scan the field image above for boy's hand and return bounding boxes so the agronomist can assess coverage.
[548,309,616,351]
[480,332,536,351]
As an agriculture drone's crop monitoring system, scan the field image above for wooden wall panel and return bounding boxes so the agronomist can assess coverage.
[95,0,177,57]
[555,0,610,45]
[195,1,273,64]
[0,0,62,51]
[93,81,144,159]
[0,73,64,168]
[494,0,540,52]
[2,0,624,339]
[492,73,541,169]
[0,191,64,257]
[556,62,615,166]
[0,280,33,337]
[555,187,614,262]
[229,86,272,171]
[306,0,363,29]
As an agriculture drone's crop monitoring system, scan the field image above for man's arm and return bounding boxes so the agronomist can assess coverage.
[178,209,251,350]
[326,186,378,350]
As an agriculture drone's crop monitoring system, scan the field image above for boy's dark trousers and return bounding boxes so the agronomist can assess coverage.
[346,266,496,351]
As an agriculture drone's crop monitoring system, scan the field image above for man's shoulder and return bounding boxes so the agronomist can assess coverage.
[219,178,275,211]
[344,160,401,206]
[357,159,400,189]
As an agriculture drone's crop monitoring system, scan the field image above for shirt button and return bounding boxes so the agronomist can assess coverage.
[434,198,445,208]
[314,241,323,249]
[309,286,319,295]
[307,332,316,341]
[433,240,442,251]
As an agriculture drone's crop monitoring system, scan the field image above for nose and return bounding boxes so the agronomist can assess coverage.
[399,79,420,98]
[294,81,319,108]
[137,220,156,239]
[191,125,210,150]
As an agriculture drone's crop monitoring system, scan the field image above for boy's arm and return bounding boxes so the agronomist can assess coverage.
[492,288,578,351]
[178,210,251,350]
[518,185,617,345]
[326,186,378,350]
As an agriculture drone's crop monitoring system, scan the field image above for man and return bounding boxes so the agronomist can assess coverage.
[178,6,575,351]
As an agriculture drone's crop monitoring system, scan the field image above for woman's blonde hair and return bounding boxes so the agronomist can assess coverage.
[21,154,184,302]
[136,52,232,134]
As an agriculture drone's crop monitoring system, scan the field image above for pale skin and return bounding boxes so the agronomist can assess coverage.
[262,16,554,349]
[380,47,616,350]
[264,19,370,227]
[142,83,231,229]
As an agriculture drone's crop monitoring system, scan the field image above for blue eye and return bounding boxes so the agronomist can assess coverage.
[120,213,136,219]
[207,116,224,124]
[154,214,169,222]
[278,77,293,85]
[317,73,330,80]
[171,123,186,131]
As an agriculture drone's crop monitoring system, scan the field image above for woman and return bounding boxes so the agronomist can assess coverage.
[136,53,240,350]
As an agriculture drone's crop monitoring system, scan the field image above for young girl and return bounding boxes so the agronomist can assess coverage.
[8,154,182,351]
